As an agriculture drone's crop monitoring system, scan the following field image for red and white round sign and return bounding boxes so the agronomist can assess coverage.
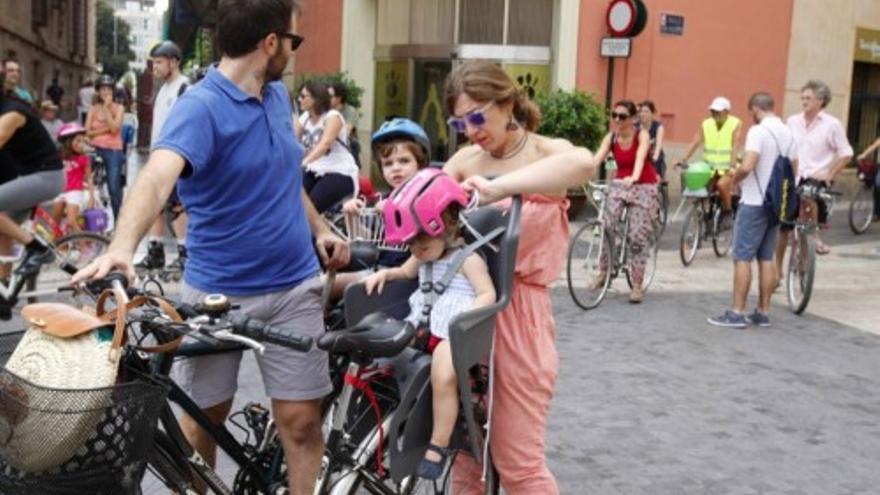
[606,0,636,37]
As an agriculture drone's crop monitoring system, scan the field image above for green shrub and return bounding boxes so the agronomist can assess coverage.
[295,71,364,109]
[535,89,606,151]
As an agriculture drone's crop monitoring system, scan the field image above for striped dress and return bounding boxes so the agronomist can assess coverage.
[405,250,477,340]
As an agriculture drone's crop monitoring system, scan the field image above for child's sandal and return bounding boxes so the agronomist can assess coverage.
[416,443,449,480]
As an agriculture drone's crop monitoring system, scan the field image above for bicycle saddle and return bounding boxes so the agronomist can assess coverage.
[317,312,416,359]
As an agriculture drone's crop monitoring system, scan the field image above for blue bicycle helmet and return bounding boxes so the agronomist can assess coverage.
[371,118,431,161]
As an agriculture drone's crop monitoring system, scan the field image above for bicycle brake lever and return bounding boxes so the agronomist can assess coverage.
[212,329,266,355]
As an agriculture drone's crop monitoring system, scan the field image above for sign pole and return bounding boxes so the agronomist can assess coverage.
[601,57,615,181]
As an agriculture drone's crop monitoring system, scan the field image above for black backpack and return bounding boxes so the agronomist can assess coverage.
[755,126,798,226]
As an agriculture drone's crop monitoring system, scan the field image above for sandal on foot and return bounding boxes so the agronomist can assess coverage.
[416,444,449,480]
[815,243,831,255]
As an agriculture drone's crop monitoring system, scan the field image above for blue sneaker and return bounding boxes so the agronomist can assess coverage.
[707,310,747,329]
[745,309,771,327]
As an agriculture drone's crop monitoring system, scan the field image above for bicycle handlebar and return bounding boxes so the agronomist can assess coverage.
[227,313,313,352]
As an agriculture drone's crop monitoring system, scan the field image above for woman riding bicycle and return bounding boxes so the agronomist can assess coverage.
[294,80,359,213]
[0,72,64,278]
[592,100,660,303]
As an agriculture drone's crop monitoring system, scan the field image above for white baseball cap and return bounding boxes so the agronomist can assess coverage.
[708,97,731,112]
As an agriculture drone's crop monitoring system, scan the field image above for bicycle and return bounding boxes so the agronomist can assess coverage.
[0,205,110,320]
[567,181,660,310]
[785,181,840,314]
[848,158,877,234]
[677,166,736,266]
[149,199,519,494]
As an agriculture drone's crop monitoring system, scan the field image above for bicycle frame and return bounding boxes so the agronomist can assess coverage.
[149,347,287,494]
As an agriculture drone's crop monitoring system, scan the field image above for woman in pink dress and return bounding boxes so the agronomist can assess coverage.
[441,60,596,494]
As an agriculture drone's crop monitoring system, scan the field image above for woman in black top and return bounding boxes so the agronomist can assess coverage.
[637,100,666,179]
[0,79,65,277]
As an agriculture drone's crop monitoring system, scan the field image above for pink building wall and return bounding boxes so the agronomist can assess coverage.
[576,0,794,142]
[296,0,344,76]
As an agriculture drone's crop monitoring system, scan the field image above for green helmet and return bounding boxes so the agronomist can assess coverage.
[684,161,713,191]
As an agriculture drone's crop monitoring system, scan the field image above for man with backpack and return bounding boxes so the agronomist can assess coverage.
[709,92,796,329]
[136,41,190,273]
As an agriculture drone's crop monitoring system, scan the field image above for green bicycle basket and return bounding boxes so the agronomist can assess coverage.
[685,161,713,191]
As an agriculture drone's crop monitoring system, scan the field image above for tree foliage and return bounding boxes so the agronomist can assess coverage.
[535,90,607,151]
[96,0,136,78]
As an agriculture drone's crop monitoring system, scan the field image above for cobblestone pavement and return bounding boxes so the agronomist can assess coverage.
[2,193,878,494]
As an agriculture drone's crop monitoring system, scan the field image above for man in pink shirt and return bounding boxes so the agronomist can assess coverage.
[777,80,853,272]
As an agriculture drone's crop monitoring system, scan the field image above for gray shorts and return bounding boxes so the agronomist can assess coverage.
[173,276,332,408]
[732,204,779,262]
[0,170,64,222]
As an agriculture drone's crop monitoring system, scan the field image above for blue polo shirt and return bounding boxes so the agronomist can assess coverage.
[154,67,319,296]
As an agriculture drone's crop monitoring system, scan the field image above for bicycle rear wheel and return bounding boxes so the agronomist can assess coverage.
[848,185,874,234]
[711,208,733,257]
[566,221,612,310]
[786,232,815,315]
[25,232,110,304]
[679,206,701,266]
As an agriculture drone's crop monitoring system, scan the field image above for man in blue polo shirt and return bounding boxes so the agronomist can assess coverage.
[73,1,347,493]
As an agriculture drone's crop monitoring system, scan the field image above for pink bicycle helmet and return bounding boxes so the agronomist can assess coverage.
[383,168,469,245]
[57,122,86,141]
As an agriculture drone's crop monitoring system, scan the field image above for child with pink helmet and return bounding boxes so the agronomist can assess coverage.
[364,168,496,479]
[51,122,95,232]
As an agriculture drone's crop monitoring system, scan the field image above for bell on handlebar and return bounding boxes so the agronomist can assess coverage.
[199,294,232,316]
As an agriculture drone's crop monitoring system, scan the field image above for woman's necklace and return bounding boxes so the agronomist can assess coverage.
[490,130,528,160]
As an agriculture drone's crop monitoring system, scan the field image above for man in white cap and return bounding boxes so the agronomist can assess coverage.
[680,96,744,213]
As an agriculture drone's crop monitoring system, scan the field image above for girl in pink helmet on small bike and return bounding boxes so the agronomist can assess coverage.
[364,168,496,480]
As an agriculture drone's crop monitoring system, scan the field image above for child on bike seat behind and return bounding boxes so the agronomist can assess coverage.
[364,168,496,479]
[327,118,431,298]
[51,122,95,233]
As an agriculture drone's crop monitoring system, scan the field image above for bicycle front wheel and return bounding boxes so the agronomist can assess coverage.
[25,232,110,304]
[786,232,816,315]
[848,185,874,234]
[712,208,734,258]
[567,221,612,310]
[656,183,669,238]
[679,205,701,266]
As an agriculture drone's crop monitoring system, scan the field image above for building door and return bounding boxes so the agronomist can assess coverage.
[412,60,452,163]
[848,62,880,158]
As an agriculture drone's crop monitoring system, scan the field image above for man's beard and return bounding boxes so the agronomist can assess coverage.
[265,49,288,82]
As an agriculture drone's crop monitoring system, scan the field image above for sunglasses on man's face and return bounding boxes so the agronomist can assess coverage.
[447,101,494,133]
[611,112,631,121]
[277,32,305,51]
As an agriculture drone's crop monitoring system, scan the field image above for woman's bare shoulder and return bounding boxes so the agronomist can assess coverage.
[533,134,577,154]
[443,144,484,179]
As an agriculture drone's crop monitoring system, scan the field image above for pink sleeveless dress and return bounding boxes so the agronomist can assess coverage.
[453,193,568,495]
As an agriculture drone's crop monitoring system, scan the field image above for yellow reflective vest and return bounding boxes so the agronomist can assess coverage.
[701,116,741,170]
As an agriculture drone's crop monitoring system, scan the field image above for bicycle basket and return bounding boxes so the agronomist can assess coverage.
[0,331,169,495]
[343,207,407,252]
[857,158,877,184]
[684,161,713,191]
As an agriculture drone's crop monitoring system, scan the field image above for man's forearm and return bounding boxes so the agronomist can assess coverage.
[830,155,852,178]
[110,167,176,254]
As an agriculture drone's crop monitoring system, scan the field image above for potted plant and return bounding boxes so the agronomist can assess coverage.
[535,89,606,220]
